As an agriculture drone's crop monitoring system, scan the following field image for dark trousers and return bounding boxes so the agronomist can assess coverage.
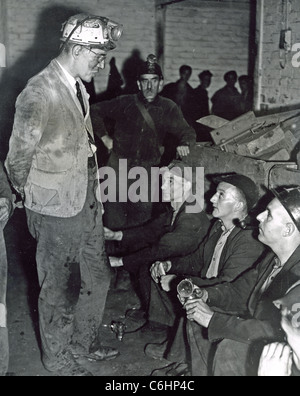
[148,280,183,327]
[102,152,159,230]
[0,228,8,376]
[186,320,263,376]
[26,174,111,370]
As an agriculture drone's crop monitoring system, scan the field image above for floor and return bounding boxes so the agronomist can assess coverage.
[4,209,169,377]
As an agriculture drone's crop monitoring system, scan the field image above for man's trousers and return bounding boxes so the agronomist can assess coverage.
[26,174,111,370]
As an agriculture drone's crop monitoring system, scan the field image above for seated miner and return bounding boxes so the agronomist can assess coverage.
[154,186,300,376]
[104,160,210,331]
[145,173,265,369]
[0,162,14,377]
[258,281,300,377]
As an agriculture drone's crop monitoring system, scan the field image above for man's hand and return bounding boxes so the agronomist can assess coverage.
[176,146,190,158]
[0,198,12,223]
[185,299,214,328]
[109,257,124,268]
[104,227,123,241]
[258,343,293,377]
[160,275,177,292]
[101,136,113,151]
[150,261,172,283]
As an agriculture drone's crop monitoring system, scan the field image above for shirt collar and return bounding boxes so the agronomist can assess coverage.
[57,60,78,94]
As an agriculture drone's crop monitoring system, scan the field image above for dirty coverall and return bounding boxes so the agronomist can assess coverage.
[5,59,111,371]
[0,162,13,376]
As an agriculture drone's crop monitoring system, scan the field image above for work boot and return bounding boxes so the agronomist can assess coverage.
[73,346,120,362]
[145,340,168,360]
[43,351,93,377]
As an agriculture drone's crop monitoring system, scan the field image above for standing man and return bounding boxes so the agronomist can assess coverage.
[91,55,196,230]
[192,70,213,141]
[0,162,13,376]
[160,65,195,127]
[5,14,123,376]
[211,70,242,121]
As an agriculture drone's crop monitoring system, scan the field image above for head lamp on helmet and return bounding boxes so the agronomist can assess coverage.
[137,54,164,80]
[61,14,123,51]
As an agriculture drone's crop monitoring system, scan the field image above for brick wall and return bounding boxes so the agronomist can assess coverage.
[2,0,251,95]
[162,0,251,102]
[3,0,156,93]
[257,0,300,111]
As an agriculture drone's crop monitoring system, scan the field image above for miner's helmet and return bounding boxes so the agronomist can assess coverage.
[60,13,123,51]
[271,186,300,232]
[137,54,164,80]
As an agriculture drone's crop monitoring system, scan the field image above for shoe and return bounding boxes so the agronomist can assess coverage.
[145,341,168,360]
[58,361,93,377]
[44,354,93,377]
[73,346,120,362]
[150,362,177,377]
[166,362,190,376]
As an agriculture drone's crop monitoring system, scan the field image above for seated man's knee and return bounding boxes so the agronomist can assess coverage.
[213,339,250,376]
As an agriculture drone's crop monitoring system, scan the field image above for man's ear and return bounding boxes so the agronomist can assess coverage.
[234,200,244,213]
[184,180,192,193]
[158,79,164,93]
[72,45,83,58]
[137,80,141,91]
[283,222,296,237]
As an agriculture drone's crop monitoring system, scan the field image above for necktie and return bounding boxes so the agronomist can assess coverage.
[75,81,96,168]
[75,81,86,117]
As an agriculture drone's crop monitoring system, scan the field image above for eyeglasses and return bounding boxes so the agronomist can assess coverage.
[87,47,107,64]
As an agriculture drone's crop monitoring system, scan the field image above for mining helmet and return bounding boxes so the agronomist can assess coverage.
[61,14,123,51]
[271,186,300,231]
[137,54,163,79]
[212,173,258,210]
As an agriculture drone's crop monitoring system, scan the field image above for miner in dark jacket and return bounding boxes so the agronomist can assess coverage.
[104,160,210,321]
[91,55,196,230]
[0,162,13,376]
[180,186,300,376]
[146,174,265,332]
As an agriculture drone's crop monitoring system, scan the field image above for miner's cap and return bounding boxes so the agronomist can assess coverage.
[271,186,300,232]
[212,173,258,210]
[137,54,164,79]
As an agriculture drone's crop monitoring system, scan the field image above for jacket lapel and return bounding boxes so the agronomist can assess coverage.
[51,60,90,123]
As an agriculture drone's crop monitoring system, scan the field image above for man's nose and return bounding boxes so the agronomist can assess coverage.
[98,59,106,70]
[257,210,267,223]
[211,193,217,204]
[147,81,152,89]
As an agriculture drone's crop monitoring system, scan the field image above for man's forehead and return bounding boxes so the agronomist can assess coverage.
[140,74,159,79]
[217,182,236,193]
